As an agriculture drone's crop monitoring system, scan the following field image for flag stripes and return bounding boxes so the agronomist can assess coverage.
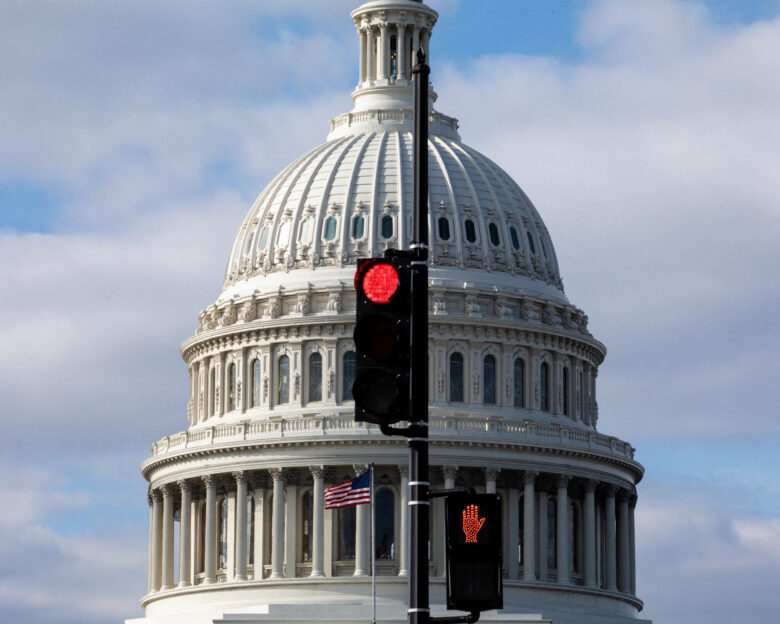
[324,470,371,509]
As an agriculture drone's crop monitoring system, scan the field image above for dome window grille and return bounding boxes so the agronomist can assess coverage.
[342,351,356,401]
[514,358,525,408]
[438,217,451,241]
[251,359,261,408]
[351,215,365,240]
[309,352,322,402]
[381,215,394,239]
[526,231,537,255]
[259,226,270,251]
[509,226,520,250]
[323,217,338,241]
[488,222,501,246]
[540,362,550,411]
[483,355,497,404]
[464,219,477,243]
[449,352,464,402]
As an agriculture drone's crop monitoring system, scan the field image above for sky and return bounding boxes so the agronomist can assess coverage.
[1,0,779,622]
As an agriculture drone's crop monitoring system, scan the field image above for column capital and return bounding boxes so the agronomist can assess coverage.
[603,483,618,497]
[556,474,571,489]
[584,478,597,493]
[617,488,631,503]
[353,464,369,476]
[523,470,538,486]
[441,465,458,481]
[309,465,325,479]
[269,467,284,482]
[398,464,409,478]
[177,479,191,493]
[160,483,175,497]
[202,474,217,488]
[150,488,162,503]
[233,470,247,484]
[484,467,500,481]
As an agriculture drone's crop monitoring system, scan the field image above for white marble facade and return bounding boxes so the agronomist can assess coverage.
[128,2,650,623]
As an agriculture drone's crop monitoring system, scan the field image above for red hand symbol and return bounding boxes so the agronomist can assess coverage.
[462,504,486,543]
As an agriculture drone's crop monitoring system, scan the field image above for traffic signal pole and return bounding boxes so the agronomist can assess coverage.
[408,48,430,624]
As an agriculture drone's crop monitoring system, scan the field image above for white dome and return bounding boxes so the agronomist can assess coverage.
[222,128,565,303]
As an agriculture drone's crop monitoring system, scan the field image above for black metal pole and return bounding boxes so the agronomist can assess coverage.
[409,48,430,624]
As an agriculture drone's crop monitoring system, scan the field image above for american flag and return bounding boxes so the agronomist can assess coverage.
[324,470,371,509]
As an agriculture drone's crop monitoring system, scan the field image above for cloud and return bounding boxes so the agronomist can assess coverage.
[434,0,780,442]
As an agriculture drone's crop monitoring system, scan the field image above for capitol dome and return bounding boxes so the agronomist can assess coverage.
[130,2,649,624]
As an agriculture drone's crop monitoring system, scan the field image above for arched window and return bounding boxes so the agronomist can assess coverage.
[375,489,395,559]
[228,363,237,412]
[251,359,261,408]
[218,497,228,570]
[540,362,550,412]
[547,497,557,571]
[483,355,496,405]
[277,220,291,244]
[247,493,255,566]
[381,214,393,239]
[563,367,570,416]
[509,226,520,250]
[488,222,500,246]
[278,355,290,405]
[514,358,525,408]
[301,490,313,562]
[309,352,322,402]
[464,219,477,243]
[438,217,451,241]
[343,351,356,401]
[323,216,337,241]
[352,215,365,239]
[390,35,398,78]
[209,368,216,417]
[449,353,464,402]
[299,217,313,243]
[338,506,356,560]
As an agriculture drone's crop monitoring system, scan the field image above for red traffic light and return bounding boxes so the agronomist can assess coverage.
[357,262,399,304]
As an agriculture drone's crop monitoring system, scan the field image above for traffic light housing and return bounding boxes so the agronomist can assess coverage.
[352,254,411,425]
[445,493,503,613]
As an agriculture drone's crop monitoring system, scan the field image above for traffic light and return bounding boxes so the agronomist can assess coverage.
[445,493,503,613]
[352,254,411,425]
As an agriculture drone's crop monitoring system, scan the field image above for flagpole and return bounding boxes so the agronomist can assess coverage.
[370,463,376,624]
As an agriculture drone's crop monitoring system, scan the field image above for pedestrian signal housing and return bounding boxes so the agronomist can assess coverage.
[445,493,503,613]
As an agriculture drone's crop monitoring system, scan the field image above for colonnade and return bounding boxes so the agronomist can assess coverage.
[357,18,431,87]
[147,465,636,598]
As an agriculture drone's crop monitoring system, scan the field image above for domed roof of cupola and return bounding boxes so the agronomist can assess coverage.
[216,0,569,314]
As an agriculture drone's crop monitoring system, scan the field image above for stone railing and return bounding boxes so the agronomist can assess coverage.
[328,108,459,135]
[149,413,636,462]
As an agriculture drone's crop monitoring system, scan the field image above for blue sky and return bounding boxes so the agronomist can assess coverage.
[1,1,780,623]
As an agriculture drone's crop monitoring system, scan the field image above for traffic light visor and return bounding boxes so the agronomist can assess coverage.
[357,262,399,304]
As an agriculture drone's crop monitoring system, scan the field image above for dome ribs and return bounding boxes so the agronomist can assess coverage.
[340,133,376,265]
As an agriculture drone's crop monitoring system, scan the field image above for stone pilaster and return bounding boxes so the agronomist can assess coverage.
[178,480,192,588]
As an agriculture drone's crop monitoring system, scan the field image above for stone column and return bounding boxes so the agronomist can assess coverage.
[398,464,409,577]
[485,468,499,494]
[604,485,617,591]
[537,490,548,581]
[378,24,388,80]
[270,468,285,579]
[556,475,570,584]
[421,28,430,67]
[359,28,367,84]
[583,479,597,588]
[310,466,325,577]
[397,24,406,80]
[234,471,248,581]
[617,490,631,593]
[507,484,519,580]
[203,475,218,584]
[354,465,369,576]
[150,490,162,592]
[178,481,192,588]
[161,484,175,588]
[284,472,298,577]
[412,26,420,63]
[522,472,536,581]
[629,496,637,596]
[366,27,375,83]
